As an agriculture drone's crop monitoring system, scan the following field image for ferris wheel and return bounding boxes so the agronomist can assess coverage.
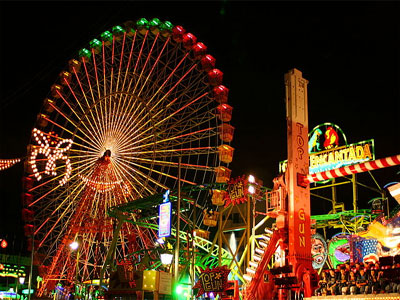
[21,18,234,295]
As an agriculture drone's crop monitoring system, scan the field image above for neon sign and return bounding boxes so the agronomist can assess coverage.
[279,123,375,174]
[309,139,374,173]
[158,190,171,238]
[193,266,231,298]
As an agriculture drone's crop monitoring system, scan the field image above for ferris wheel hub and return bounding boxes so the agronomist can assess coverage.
[103,149,112,158]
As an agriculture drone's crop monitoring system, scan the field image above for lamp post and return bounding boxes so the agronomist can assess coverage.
[160,252,173,266]
[27,234,34,300]
[70,240,80,295]
[174,156,181,300]
[17,277,25,300]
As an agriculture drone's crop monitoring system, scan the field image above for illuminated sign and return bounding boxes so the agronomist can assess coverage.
[280,140,374,174]
[279,123,375,175]
[193,266,231,298]
[158,190,171,238]
[309,139,374,173]
[225,176,247,207]
[309,123,347,153]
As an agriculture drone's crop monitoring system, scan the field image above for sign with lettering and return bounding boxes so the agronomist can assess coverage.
[158,202,171,238]
[279,123,375,175]
[225,176,247,207]
[158,271,172,295]
[193,266,230,298]
[280,139,374,174]
[0,254,31,266]
[158,190,171,238]
[309,139,374,173]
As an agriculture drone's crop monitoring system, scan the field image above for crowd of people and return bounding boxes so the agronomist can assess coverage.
[314,261,400,296]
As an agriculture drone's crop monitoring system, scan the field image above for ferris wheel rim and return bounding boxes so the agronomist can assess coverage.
[23,17,234,294]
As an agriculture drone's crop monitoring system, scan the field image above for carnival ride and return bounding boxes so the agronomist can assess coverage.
[238,69,400,300]
[17,17,235,297]
[0,17,399,300]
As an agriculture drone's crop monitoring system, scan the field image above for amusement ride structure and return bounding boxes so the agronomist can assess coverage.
[18,18,235,298]
[0,17,399,300]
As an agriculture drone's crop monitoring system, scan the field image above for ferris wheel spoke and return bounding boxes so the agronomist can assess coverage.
[113,34,169,136]
[91,48,109,145]
[74,66,104,144]
[108,35,129,138]
[42,116,104,152]
[128,63,199,139]
[110,32,155,135]
[101,41,110,143]
[46,98,102,151]
[34,180,86,237]
[119,103,212,153]
[64,80,103,147]
[111,34,138,134]
[125,156,214,172]
[107,36,117,137]
[129,127,214,152]
[119,32,137,98]
[112,158,155,192]
[117,45,189,135]
[122,159,197,186]
[114,33,127,95]
[37,181,87,248]
[114,158,166,192]
[130,33,163,100]
[28,158,96,200]
[83,59,107,142]
[124,146,215,158]
[128,90,208,146]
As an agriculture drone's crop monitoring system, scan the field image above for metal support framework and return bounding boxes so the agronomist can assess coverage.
[309,171,389,231]
[216,196,253,285]
[99,213,128,289]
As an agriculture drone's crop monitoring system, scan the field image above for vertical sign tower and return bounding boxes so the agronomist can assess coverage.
[284,68,313,296]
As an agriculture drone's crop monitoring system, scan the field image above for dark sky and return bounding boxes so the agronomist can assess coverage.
[0,1,399,253]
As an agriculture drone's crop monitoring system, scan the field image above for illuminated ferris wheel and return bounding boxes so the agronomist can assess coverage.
[22,18,234,295]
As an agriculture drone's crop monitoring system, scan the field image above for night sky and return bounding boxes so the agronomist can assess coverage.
[0,1,399,254]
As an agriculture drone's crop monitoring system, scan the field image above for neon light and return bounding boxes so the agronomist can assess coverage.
[309,139,374,173]
[29,128,73,186]
[309,122,348,153]
[280,139,374,174]
[158,201,171,238]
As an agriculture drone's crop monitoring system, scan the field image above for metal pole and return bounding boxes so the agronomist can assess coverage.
[191,195,196,299]
[352,174,358,213]
[75,246,80,284]
[331,178,337,213]
[246,195,251,266]
[27,235,34,300]
[174,157,181,286]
